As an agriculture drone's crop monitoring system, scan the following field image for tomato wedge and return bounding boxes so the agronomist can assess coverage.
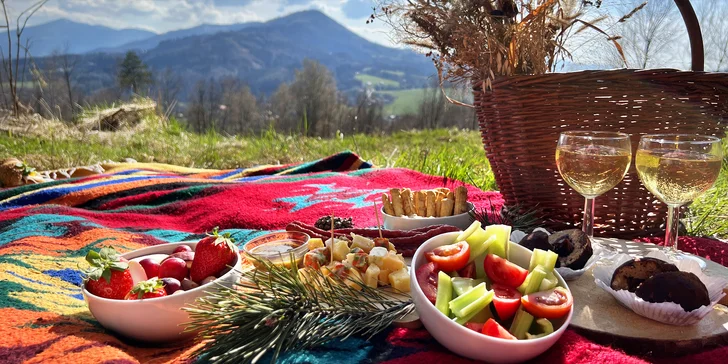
[484,254,528,288]
[425,242,470,272]
[491,283,522,321]
[457,261,476,279]
[415,262,440,303]
[521,287,573,319]
[464,322,484,332]
[481,318,516,340]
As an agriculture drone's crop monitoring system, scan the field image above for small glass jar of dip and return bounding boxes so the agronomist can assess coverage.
[242,231,309,269]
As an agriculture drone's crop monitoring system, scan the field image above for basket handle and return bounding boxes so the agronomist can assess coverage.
[674,0,704,71]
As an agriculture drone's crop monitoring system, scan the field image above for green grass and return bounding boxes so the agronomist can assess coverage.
[0,121,496,191]
[379,88,426,115]
[354,73,400,88]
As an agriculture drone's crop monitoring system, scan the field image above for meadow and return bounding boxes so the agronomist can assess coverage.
[2,118,725,238]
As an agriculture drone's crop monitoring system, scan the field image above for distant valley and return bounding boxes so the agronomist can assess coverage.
[10,11,436,104]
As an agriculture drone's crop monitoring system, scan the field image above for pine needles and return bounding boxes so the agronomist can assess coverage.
[469,199,544,233]
[184,257,415,364]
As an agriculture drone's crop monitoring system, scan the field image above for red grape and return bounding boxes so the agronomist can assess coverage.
[173,245,193,254]
[161,277,181,294]
[159,257,188,281]
[138,258,160,278]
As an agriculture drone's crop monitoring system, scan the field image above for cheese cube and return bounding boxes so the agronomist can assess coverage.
[364,264,380,289]
[307,238,324,251]
[388,268,410,292]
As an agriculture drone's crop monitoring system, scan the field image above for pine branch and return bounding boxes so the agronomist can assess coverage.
[184,256,414,364]
[469,199,544,233]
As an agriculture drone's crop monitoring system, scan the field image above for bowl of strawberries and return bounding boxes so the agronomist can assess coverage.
[81,229,242,343]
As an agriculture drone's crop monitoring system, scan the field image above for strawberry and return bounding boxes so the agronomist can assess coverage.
[190,227,237,283]
[125,277,167,300]
[82,247,134,300]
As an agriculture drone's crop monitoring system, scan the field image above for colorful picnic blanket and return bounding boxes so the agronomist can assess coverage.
[1,151,726,364]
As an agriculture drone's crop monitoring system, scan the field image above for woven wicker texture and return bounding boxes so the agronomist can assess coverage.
[474,69,728,238]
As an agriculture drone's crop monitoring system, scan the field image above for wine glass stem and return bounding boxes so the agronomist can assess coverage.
[665,205,680,254]
[582,197,595,239]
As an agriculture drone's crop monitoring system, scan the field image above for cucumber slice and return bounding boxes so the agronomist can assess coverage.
[451,277,474,297]
[518,266,547,295]
[485,224,511,259]
[435,271,453,316]
[467,234,496,263]
[525,318,554,339]
[448,282,487,316]
[456,220,482,242]
[452,290,494,318]
[509,307,535,340]
[528,249,559,273]
[539,271,559,291]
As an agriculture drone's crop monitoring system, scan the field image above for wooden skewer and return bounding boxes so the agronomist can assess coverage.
[374,199,383,239]
[329,212,335,264]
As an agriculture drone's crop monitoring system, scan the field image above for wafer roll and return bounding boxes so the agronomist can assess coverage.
[425,190,437,217]
[454,186,468,214]
[382,193,395,216]
[414,191,426,216]
[439,198,455,217]
[390,188,404,216]
[401,188,415,216]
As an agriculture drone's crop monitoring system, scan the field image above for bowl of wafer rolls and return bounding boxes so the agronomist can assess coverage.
[381,186,474,230]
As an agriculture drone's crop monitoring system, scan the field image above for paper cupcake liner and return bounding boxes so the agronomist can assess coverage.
[593,250,728,326]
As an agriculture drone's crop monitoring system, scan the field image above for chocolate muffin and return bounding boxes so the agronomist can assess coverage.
[635,271,710,312]
[610,257,678,292]
[548,229,593,270]
[518,230,551,252]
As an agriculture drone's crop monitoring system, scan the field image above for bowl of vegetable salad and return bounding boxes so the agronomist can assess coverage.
[410,222,573,363]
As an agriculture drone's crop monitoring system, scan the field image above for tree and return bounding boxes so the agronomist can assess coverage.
[117,51,152,94]
[290,59,339,136]
[154,67,183,114]
[0,0,48,116]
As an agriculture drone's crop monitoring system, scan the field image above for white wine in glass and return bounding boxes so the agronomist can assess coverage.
[635,134,723,265]
[556,131,632,239]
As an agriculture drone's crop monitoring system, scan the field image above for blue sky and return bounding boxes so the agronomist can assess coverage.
[13,0,396,46]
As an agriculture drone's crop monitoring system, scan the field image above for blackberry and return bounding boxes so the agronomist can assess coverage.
[314,216,353,230]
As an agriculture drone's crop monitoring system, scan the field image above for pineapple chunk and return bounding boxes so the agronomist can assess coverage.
[388,268,410,292]
[380,251,406,272]
[307,238,324,251]
[332,239,350,262]
[350,234,375,253]
[364,264,381,288]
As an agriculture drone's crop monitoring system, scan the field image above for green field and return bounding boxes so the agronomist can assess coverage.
[355,73,400,88]
[380,88,426,115]
[382,70,405,77]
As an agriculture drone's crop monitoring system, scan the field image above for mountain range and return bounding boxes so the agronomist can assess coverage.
[13,11,435,97]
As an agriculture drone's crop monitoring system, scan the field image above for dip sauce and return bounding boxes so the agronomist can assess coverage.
[246,238,306,269]
[248,239,302,256]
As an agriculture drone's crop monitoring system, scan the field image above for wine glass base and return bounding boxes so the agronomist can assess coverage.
[663,250,707,270]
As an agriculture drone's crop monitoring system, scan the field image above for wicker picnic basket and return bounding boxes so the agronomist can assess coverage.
[474,0,728,238]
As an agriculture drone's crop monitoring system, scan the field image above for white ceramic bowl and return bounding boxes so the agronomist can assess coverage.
[409,232,573,363]
[382,202,474,231]
[82,241,242,343]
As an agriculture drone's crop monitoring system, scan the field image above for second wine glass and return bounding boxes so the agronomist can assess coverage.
[556,131,632,239]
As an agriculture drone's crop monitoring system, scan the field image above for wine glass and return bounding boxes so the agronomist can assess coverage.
[556,131,632,248]
[635,134,723,266]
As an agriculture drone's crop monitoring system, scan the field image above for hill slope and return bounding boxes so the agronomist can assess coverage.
[94,22,262,53]
[139,10,433,93]
[2,19,154,56]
